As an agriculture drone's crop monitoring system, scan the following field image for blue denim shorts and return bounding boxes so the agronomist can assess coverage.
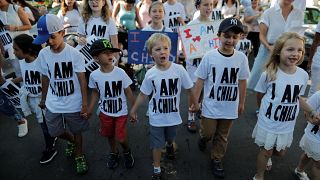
[149,125,178,149]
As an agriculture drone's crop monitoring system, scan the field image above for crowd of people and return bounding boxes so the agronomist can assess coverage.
[0,0,320,180]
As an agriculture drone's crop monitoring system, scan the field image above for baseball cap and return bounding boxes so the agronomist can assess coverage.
[218,17,244,34]
[89,39,121,56]
[33,14,64,45]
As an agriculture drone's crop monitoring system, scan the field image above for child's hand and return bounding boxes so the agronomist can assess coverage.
[189,103,199,113]
[238,103,245,115]
[77,37,87,46]
[129,110,138,123]
[38,100,46,109]
[80,106,88,120]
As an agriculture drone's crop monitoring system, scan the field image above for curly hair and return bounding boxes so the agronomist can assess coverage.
[81,0,111,23]
[61,0,78,16]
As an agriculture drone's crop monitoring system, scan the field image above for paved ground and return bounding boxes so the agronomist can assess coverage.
[0,86,311,180]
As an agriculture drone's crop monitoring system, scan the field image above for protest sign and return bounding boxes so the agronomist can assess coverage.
[128,30,178,64]
[0,20,13,52]
[178,20,222,59]
[76,35,100,72]
[1,80,21,108]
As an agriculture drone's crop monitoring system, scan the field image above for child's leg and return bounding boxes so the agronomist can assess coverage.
[256,148,273,179]
[165,125,178,160]
[40,120,56,150]
[153,148,162,168]
[211,120,233,161]
[73,133,83,157]
[296,153,311,172]
[150,126,166,175]
[108,136,118,152]
[272,148,286,157]
[115,115,130,152]
[199,117,217,146]
[311,160,320,180]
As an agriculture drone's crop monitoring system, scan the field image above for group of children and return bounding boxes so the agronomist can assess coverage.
[0,0,319,180]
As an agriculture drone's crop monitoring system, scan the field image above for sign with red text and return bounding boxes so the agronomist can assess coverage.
[178,20,222,59]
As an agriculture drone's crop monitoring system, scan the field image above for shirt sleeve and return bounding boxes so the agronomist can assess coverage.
[37,51,48,76]
[73,50,86,73]
[121,68,133,88]
[307,91,320,112]
[179,65,193,89]
[108,18,118,36]
[179,3,187,20]
[299,71,309,96]
[194,54,209,80]
[239,54,250,80]
[140,72,152,95]
[260,8,270,27]
[88,73,96,89]
[254,71,268,93]
[77,18,86,36]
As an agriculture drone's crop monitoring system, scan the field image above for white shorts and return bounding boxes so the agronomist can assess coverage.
[299,134,320,161]
[252,124,293,151]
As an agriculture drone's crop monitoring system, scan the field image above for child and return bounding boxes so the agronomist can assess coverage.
[193,0,223,21]
[142,1,172,32]
[77,0,118,49]
[252,32,316,180]
[163,0,186,32]
[57,0,80,34]
[294,91,320,180]
[87,39,135,169]
[130,33,198,179]
[33,14,89,174]
[194,17,250,178]
[13,34,57,164]
[185,0,214,133]
[235,25,252,57]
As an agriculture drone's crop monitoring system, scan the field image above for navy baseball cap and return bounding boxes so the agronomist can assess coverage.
[218,17,244,33]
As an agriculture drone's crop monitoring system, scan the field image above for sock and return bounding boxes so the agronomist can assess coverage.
[154,166,161,174]
[188,112,194,121]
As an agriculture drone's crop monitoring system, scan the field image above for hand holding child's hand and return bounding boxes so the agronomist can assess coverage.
[189,103,199,113]
[78,37,87,46]
[129,110,138,123]
[238,103,245,115]
[80,106,88,120]
[38,100,46,109]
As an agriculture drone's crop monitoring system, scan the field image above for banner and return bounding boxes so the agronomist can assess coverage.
[128,30,178,64]
[1,80,21,108]
[0,20,13,52]
[76,35,100,72]
[178,20,222,59]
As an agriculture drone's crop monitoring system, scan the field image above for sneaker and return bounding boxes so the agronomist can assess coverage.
[17,119,28,137]
[65,142,75,158]
[75,155,88,174]
[166,144,175,160]
[40,149,58,164]
[123,150,134,168]
[294,168,310,180]
[107,152,120,169]
[151,172,162,180]
[198,138,207,152]
[212,159,225,178]
[187,120,197,133]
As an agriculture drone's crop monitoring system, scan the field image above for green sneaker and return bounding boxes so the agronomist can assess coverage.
[65,142,75,158]
[75,155,88,174]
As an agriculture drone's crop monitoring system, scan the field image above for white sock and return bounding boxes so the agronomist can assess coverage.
[188,112,195,121]
[154,166,161,174]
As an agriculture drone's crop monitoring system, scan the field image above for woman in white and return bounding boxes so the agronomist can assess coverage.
[221,0,240,19]
[57,0,81,34]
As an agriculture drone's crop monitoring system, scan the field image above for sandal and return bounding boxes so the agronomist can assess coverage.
[266,158,272,171]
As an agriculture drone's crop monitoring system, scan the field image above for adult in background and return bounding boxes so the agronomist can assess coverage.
[112,0,143,30]
[247,0,304,94]
[13,0,40,26]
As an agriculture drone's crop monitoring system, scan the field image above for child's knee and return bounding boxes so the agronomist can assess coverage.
[260,148,273,158]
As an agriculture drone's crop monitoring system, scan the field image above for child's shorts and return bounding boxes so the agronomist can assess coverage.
[149,125,178,149]
[45,109,89,137]
[98,112,128,141]
[252,124,293,152]
[299,134,320,161]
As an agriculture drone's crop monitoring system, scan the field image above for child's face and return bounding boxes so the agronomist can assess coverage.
[88,0,105,12]
[279,38,304,67]
[149,5,164,24]
[65,0,75,7]
[241,32,248,39]
[13,42,26,60]
[219,31,240,52]
[150,40,170,67]
[94,50,115,66]
[199,0,213,18]
[47,31,65,52]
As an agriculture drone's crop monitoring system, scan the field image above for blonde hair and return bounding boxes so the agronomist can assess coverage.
[81,0,111,23]
[265,32,305,81]
[146,33,171,54]
[61,0,78,16]
[148,1,165,15]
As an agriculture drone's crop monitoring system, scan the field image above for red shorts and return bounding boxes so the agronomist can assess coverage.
[98,112,128,141]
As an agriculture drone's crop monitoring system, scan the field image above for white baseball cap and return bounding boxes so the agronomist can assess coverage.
[33,14,64,45]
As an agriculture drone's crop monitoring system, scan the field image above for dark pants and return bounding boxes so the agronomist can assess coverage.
[39,115,56,150]
[0,91,23,121]
[247,32,260,58]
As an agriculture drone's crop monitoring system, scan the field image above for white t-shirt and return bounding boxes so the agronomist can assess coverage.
[235,38,252,57]
[19,58,41,97]
[261,4,304,44]
[57,9,81,34]
[312,22,320,65]
[221,1,240,18]
[193,8,223,21]
[255,68,309,134]
[305,91,320,143]
[195,49,250,119]
[88,66,132,117]
[142,26,173,32]
[140,63,193,127]
[163,2,186,32]
[77,17,118,39]
[38,44,86,113]
[270,0,306,11]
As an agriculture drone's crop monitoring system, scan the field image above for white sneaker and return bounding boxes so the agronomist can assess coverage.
[294,168,310,180]
[17,119,28,137]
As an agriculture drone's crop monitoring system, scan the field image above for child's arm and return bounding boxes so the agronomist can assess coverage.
[129,92,148,123]
[76,72,88,119]
[124,86,135,107]
[187,87,199,112]
[39,75,49,109]
[299,97,320,125]
[87,88,99,119]
[238,79,247,115]
[195,78,204,103]
[11,77,23,84]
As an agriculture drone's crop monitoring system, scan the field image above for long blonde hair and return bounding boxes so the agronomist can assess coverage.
[265,32,305,82]
[81,0,111,23]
